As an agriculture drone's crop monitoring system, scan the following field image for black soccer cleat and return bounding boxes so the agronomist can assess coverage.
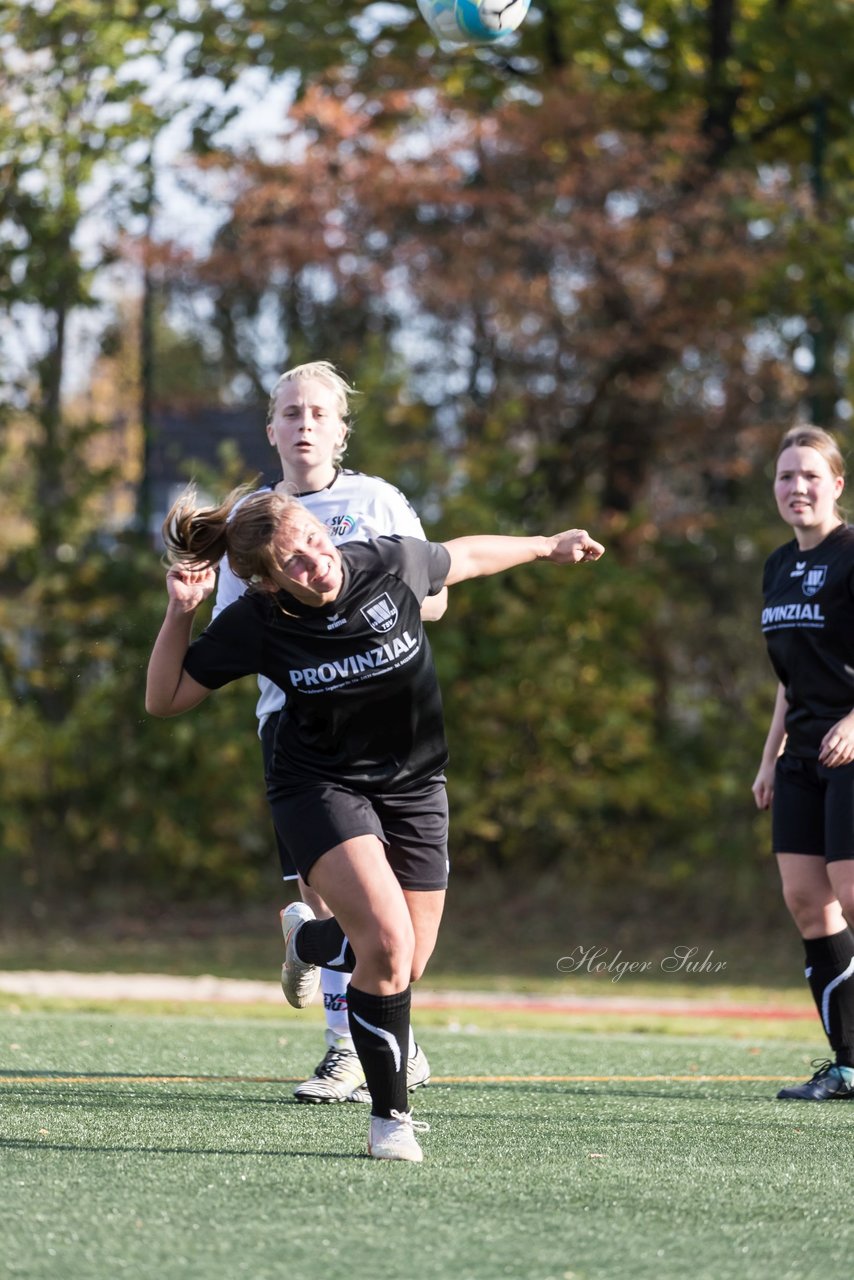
[777,1059,854,1101]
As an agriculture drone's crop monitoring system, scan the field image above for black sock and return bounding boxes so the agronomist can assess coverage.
[294,918,356,971]
[347,985,410,1118]
[803,928,854,1067]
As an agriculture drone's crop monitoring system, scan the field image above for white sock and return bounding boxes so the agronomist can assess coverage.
[409,1025,416,1059]
[321,968,352,1043]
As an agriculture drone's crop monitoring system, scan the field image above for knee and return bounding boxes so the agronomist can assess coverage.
[781,883,843,937]
[361,921,415,988]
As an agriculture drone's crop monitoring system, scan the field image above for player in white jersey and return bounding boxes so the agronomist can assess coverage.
[213,362,446,1103]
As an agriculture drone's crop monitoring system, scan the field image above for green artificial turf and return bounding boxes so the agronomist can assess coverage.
[1,1010,851,1280]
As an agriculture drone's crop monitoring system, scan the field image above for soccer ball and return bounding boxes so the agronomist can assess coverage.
[416,0,532,45]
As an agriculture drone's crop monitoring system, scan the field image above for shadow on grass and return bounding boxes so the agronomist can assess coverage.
[0,1136,365,1160]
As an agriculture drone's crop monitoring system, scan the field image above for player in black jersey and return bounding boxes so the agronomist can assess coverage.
[754,426,854,1101]
[215,361,444,1104]
[146,487,604,1160]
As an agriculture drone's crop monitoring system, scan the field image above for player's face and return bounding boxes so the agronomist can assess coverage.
[267,378,347,477]
[273,515,343,605]
[774,445,844,542]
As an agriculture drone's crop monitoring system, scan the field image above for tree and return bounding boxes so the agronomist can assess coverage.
[0,4,237,913]
[175,81,783,504]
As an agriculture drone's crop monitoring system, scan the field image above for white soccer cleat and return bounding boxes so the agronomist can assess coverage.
[294,1040,367,1104]
[367,1109,430,1163]
[406,1043,431,1091]
[279,903,321,1009]
[348,1042,432,1103]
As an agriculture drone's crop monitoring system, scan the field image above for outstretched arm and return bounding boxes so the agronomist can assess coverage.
[442,529,604,587]
[145,565,217,717]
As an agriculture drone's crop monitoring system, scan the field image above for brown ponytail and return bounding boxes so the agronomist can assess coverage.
[162,485,310,587]
[162,485,251,567]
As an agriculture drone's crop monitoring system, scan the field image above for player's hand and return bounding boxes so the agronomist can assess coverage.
[546,530,605,564]
[818,713,854,768]
[165,563,216,612]
[751,761,776,810]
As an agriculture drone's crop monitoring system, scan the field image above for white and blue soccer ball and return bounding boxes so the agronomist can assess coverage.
[416,0,532,45]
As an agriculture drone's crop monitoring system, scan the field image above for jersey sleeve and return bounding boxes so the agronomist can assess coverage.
[183,598,265,690]
[369,536,451,601]
[360,479,428,540]
[761,553,774,599]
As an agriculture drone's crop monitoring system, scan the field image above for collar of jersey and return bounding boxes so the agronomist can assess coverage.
[266,468,345,499]
[790,523,848,556]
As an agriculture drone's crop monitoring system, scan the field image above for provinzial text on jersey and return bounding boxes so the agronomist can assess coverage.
[761,602,826,629]
[289,631,418,687]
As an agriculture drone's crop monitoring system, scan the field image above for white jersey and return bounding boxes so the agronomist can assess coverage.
[212,468,429,727]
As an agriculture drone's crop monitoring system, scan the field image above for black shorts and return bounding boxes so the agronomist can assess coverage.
[260,713,449,890]
[772,752,854,861]
[260,714,299,879]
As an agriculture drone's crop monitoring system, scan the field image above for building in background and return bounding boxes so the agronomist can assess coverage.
[147,403,271,538]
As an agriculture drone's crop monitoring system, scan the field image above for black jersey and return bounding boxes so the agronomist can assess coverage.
[184,536,451,791]
[761,524,854,756]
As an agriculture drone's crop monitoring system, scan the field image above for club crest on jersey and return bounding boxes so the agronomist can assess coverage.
[361,593,398,633]
[327,513,357,539]
[802,566,827,597]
